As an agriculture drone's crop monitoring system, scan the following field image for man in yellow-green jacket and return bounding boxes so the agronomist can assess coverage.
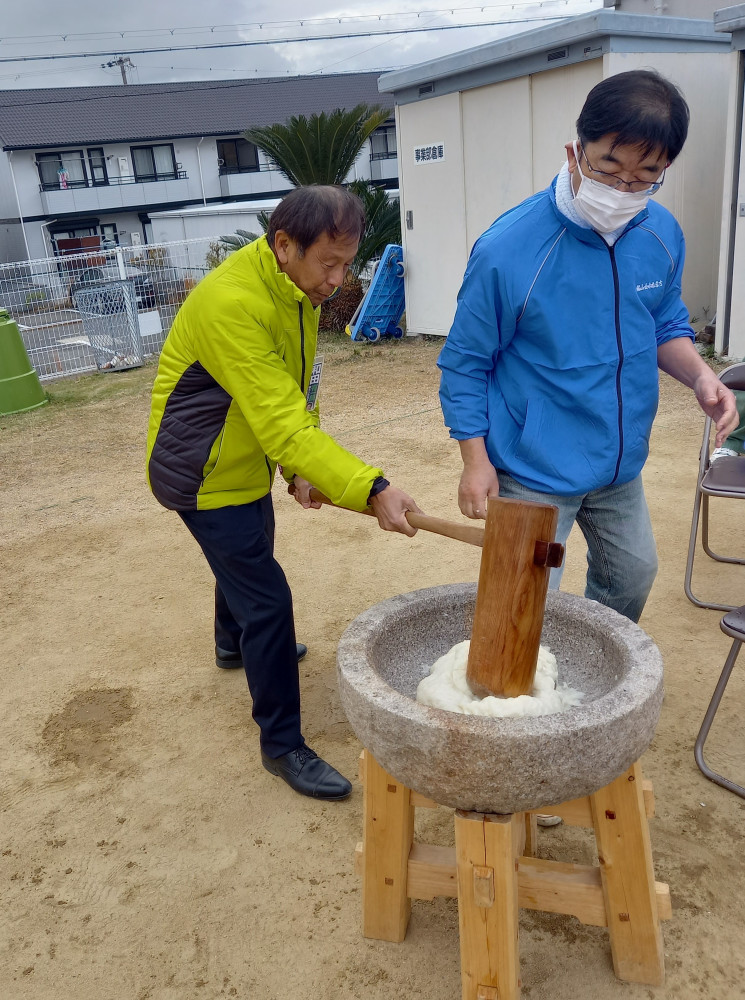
[147,185,419,801]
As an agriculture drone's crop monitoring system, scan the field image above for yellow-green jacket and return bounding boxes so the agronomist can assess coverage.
[146,236,382,511]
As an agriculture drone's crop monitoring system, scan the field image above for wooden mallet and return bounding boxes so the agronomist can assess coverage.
[288,484,486,547]
[288,486,562,699]
[466,496,563,699]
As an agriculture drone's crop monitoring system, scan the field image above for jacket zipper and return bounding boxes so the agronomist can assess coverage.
[606,242,624,484]
[268,300,307,490]
[298,301,307,393]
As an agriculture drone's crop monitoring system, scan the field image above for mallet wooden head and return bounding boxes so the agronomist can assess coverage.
[466,496,563,699]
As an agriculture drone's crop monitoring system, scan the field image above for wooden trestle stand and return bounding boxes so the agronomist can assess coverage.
[356,750,671,999]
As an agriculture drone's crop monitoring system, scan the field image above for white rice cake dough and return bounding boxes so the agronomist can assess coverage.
[416,639,583,718]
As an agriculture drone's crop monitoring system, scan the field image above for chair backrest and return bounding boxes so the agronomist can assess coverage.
[719,361,745,392]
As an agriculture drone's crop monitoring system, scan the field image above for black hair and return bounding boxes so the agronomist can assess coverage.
[576,69,690,163]
[267,184,366,254]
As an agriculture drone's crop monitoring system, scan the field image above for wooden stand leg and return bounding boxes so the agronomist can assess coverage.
[590,762,665,986]
[455,811,521,1000]
[361,750,415,942]
[522,812,539,858]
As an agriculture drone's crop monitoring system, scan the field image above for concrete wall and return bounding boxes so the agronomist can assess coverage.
[0,224,28,264]
[8,140,217,218]
[0,150,18,219]
[0,153,30,261]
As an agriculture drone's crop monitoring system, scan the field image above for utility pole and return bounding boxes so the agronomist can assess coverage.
[101,56,134,84]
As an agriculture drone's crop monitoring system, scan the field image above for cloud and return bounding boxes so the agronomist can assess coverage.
[0,0,603,89]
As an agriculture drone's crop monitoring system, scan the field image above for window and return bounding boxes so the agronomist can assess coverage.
[217,138,259,175]
[131,144,177,182]
[37,150,88,190]
[87,148,108,186]
[54,225,98,241]
[100,223,119,247]
[370,127,397,161]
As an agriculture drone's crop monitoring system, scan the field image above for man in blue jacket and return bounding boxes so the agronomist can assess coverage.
[439,69,738,622]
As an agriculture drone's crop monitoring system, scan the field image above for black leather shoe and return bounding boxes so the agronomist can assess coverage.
[216,642,308,669]
[261,744,352,800]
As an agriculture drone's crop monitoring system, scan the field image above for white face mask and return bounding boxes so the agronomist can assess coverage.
[571,141,651,233]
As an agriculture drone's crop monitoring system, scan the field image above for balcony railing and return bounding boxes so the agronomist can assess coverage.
[39,170,187,193]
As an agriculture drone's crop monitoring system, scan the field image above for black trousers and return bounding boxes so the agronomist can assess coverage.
[179,495,303,757]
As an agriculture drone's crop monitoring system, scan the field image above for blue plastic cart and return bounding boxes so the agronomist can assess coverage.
[346,244,405,342]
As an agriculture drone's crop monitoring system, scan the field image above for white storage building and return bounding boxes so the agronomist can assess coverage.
[378,9,731,336]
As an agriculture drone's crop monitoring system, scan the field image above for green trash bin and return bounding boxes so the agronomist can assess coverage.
[0,308,47,416]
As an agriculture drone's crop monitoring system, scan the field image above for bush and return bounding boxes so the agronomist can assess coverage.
[319,274,364,332]
[206,241,231,270]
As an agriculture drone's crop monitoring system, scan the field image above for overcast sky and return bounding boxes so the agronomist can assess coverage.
[0,0,605,90]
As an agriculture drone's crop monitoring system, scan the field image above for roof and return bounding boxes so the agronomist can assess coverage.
[0,72,388,151]
[715,4,745,47]
[149,198,281,219]
[378,10,730,104]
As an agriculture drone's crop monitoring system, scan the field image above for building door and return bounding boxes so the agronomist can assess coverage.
[396,92,468,337]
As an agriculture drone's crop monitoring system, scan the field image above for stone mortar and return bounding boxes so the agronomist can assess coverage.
[337,583,663,814]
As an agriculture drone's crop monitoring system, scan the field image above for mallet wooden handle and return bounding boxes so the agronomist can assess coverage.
[288,485,485,548]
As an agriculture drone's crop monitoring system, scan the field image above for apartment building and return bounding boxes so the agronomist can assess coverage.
[0,73,399,262]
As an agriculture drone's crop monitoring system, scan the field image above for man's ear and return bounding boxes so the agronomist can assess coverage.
[565,141,579,174]
[274,230,292,265]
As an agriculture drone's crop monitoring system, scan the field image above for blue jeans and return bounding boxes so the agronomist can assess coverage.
[496,472,658,623]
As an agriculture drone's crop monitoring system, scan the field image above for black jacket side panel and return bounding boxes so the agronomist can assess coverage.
[148,361,233,510]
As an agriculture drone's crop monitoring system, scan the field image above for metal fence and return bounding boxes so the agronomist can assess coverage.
[0,238,215,380]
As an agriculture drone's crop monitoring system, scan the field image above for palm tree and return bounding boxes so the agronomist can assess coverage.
[347,181,401,277]
[244,104,391,187]
[238,107,403,331]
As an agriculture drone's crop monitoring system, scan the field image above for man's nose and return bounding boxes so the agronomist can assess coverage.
[328,263,348,287]
[617,171,638,187]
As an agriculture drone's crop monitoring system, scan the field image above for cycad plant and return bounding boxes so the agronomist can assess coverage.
[205,228,259,270]
[244,104,390,187]
[221,228,260,251]
[347,180,401,277]
[221,106,403,330]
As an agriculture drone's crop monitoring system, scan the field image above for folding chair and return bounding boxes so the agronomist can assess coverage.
[684,361,745,611]
[694,605,745,799]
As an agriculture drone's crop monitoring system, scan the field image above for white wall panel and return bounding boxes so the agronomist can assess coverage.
[530,61,604,192]
[605,50,731,323]
[461,77,533,252]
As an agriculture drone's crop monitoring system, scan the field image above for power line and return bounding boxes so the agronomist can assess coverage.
[0,11,599,66]
[0,3,599,46]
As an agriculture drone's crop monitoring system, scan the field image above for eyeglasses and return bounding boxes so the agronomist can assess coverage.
[579,146,666,195]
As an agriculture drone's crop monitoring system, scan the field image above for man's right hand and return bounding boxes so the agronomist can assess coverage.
[458,438,500,519]
[369,486,422,537]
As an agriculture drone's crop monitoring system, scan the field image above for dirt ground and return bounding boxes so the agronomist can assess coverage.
[2,335,745,1000]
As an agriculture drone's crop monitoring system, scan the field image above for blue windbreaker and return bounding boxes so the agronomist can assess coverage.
[438,177,694,496]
